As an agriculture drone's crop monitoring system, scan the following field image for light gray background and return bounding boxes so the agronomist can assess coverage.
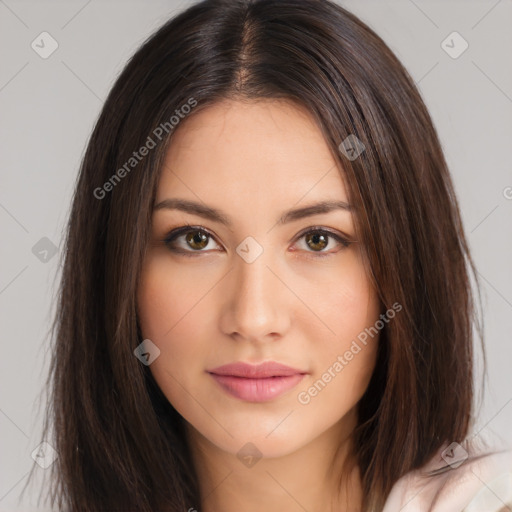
[1,1,511,510]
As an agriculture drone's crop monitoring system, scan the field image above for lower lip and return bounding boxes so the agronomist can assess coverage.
[209,373,306,402]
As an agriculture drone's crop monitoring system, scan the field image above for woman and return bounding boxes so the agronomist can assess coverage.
[31,0,512,510]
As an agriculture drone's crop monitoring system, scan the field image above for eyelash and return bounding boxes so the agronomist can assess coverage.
[161,224,352,259]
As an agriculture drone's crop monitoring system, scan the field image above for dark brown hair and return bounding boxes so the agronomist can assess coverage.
[27,0,482,510]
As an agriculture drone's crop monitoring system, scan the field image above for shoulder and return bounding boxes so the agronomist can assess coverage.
[382,440,512,512]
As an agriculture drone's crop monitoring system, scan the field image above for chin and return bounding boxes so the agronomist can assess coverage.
[186,411,325,462]
[218,431,310,461]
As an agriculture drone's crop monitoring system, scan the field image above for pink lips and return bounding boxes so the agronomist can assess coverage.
[207,361,307,402]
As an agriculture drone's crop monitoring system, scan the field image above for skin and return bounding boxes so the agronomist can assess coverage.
[136,99,382,512]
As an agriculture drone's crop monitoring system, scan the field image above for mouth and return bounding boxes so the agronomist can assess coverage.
[207,361,308,402]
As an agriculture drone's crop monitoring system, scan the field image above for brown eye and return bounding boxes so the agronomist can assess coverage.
[163,226,222,255]
[185,230,209,250]
[305,232,329,252]
[293,227,352,258]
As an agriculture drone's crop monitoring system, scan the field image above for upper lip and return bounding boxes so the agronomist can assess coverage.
[208,361,307,378]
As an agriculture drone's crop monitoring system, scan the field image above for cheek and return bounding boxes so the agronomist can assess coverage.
[293,250,380,340]
[295,313,380,434]
[295,255,381,411]
[136,252,224,418]
[136,251,217,341]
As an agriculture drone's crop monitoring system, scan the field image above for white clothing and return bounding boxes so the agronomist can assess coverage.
[382,443,512,511]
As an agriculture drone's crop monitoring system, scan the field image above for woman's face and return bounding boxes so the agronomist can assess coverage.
[137,99,381,459]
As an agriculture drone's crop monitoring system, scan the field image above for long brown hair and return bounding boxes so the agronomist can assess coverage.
[27,0,482,510]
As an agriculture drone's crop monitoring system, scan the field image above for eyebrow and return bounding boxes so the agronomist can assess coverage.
[153,198,352,226]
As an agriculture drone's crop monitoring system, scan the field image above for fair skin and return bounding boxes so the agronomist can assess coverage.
[136,99,382,512]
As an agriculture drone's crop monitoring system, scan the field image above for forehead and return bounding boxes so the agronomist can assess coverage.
[156,98,348,205]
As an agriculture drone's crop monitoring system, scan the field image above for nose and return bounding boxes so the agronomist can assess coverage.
[219,248,291,344]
